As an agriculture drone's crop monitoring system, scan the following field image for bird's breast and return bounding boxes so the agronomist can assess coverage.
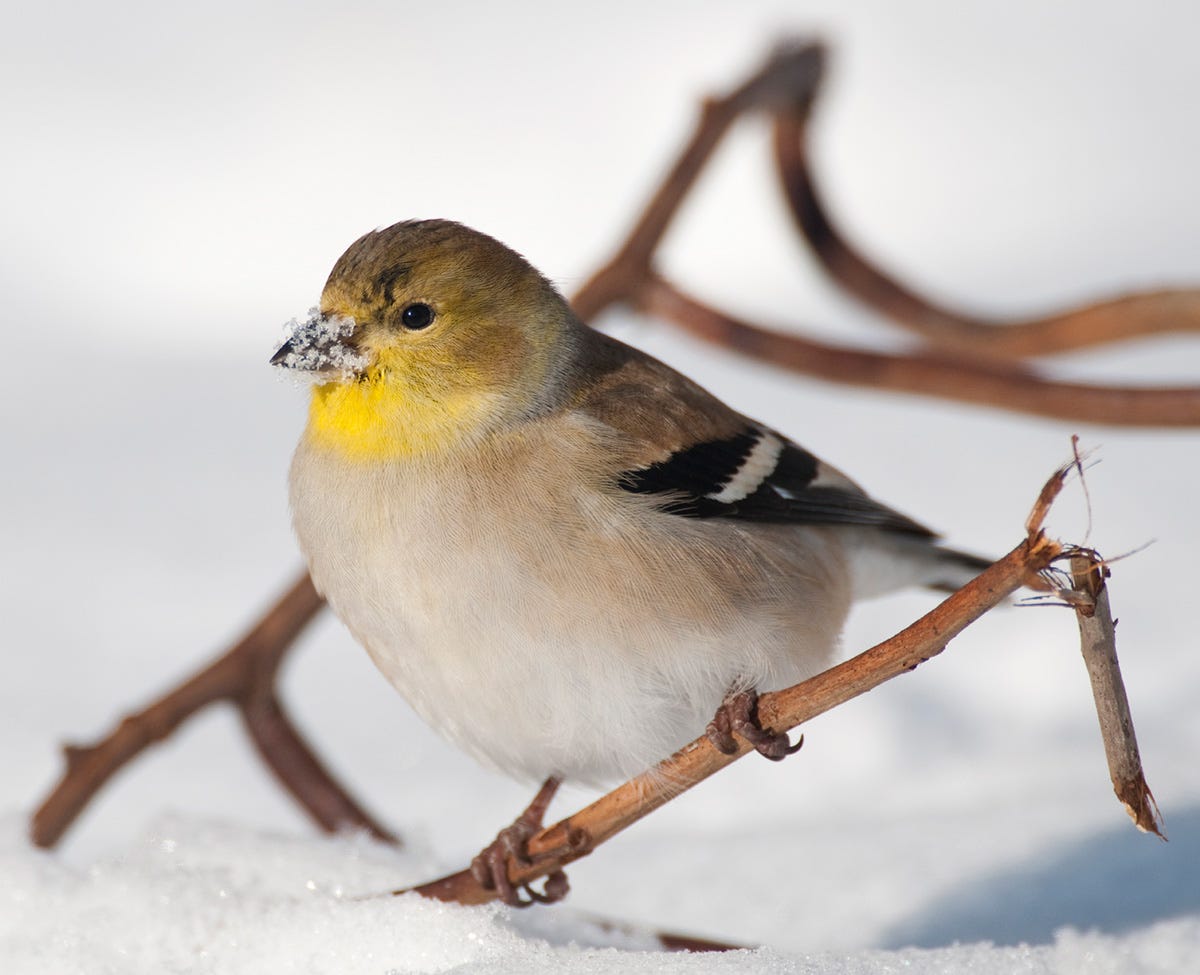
[286,424,851,782]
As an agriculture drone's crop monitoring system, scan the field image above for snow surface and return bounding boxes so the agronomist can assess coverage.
[3,2,1199,972]
[3,815,1199,974]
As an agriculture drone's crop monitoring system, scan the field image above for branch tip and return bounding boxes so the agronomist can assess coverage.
[1025,462,1071,538]
[731,39,826,115]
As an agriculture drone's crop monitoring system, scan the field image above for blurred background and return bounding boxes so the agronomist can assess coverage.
[2,0,1197,952]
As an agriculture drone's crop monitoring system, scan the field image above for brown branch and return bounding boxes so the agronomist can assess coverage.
[1070,555,1164,837]
[239,688,396,840]
[30,572,397,848]
[637,276,1200,427]
[574,41,1200,427]
[772,109,1200,359]
[406,468,1068,906]
[572,41,825,323]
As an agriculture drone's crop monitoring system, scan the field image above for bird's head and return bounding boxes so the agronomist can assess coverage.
[273,220,580,460]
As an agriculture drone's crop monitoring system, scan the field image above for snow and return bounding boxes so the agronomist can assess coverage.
[3,2,1199,973]
[273,308,369,379]
[3,816,1198,974]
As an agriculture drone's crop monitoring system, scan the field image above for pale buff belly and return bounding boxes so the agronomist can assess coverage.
[289,439,852,784]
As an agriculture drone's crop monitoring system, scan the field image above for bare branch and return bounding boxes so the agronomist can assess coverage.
[637,276,1200,427]
[772,109,1200,359]
[572,42,825,322]
[30,573,396,848]
[572,41,1200,426]
[1069,554,1164,837]
[241,689,397,842]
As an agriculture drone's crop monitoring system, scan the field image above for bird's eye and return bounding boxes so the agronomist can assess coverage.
[400,303,435,330]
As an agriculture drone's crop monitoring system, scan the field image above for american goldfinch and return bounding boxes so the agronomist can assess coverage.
[273,219,987,901]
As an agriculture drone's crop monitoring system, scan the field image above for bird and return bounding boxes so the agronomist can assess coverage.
[272,218,989,904]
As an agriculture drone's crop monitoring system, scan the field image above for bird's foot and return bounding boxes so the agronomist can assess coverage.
[706,688,802,761]
[469,777,568,907]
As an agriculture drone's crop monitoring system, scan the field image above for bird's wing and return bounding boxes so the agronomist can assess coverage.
[573,330,934,535]
[616,425,933,532]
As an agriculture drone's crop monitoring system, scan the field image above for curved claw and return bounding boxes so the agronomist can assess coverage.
[524,870,570,904]
[469,777,566,908]
[706,689,802,761]
[757,730,804,761]
[470,844,521,907]
[469,843,570,908]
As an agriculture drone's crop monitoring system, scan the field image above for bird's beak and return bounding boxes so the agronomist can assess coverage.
[269,339,299,366]
[270,308,369,378]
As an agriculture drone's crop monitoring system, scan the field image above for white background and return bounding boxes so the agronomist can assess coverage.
[2,2,1198,971]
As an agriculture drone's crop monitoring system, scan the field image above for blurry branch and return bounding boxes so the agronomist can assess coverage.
[575,42,1200,427]
[30,574,395,848]
[639,277,1200,425]
[407,465,1075,905]
[772,109,1200,359]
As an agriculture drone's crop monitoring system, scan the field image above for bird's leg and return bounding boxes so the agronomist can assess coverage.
[470,776,568,907]
[706,688,803,761]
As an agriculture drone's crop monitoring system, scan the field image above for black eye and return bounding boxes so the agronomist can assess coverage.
[400,303,434,330]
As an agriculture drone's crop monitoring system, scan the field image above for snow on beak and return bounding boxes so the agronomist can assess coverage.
[270,308,369,378]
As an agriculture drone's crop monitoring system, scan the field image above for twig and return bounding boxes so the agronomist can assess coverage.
[405,467,1067,905]
[30,573,397,848]
[1069,554,1164,837]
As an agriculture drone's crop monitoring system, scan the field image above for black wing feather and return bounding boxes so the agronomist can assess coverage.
[618,430,762,501]
[618,427,932,536]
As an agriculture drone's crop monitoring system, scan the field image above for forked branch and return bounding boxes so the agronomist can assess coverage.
[576,41,1200,425]
[30,573,396,848]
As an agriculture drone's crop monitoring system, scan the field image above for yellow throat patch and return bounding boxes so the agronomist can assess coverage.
[304,356,497,461]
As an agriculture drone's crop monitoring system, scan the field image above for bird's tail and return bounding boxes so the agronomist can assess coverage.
[842,529,994,600]
[921,546,994,594]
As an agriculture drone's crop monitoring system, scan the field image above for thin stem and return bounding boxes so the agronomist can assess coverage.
[1070,555,1163,837]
